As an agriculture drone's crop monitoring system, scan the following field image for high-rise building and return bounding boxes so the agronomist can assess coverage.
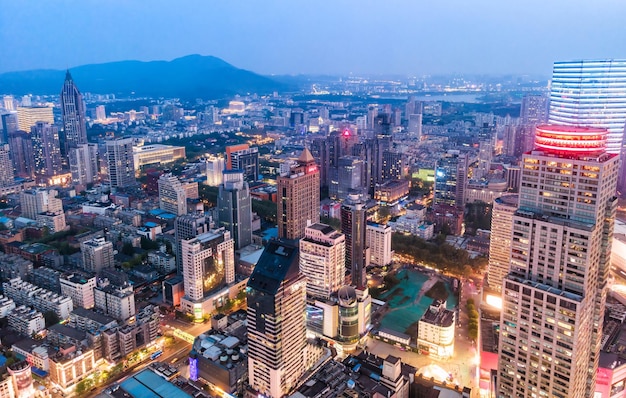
[180,229,235,320]
[20,189,63,220]
[225,144,259,182]
[218,170,253,250]
[2,96,15,111]
[496,125,619,397]
[60,71,88,149]
[549,60,626,154]
[69,143,98,185]
[17,106,54,132]
[31,122,62,177]
[174,213,210,274]
[0,145,14,187]
[433,151,468,208]
[81,237,114,274]
[158,173,187,216]
[341,194,370,289]
[1,112,18,144]
[7,130,34,178]
[105,137,136,189]
[94,281,136,322]
[333,156,365,200]
[520,94,549,126]
[366,223,392,267]
[60,272,97,309]
[277,149,320,240]
[204,155,225,186]
[310,137,330,188]
[95,105,106,121]
[299,223,346,300]
[382,150,404,181]
[247,240,307,398]
[487,194,518,293]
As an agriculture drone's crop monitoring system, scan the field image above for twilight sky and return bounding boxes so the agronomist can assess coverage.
[1,0,625,77]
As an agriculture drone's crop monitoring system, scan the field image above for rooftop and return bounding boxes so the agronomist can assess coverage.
[247,240,300,295]
[119,369,192,398]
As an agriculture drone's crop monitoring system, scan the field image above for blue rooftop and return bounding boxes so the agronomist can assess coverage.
[149,209,166,216]
[159,213,177,220]
[145,222,158,228]
[120,369,192,398]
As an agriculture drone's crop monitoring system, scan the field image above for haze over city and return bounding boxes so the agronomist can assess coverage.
[2,0,626,76]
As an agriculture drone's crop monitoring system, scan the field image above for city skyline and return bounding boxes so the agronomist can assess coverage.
[1,1,626,76]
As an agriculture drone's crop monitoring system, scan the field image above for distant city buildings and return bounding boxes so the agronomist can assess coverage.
[158,173,187,216]
[226,144,259,182]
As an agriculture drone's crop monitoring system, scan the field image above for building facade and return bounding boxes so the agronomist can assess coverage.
[218,170,253,250]
[81,237,114,274]
[158,173,187,216]
[106,137,136,189]
[497,125,619,397]
[299,223,345,300]
[366,223,392,267]
[277,149,320,240]
[247,240,307,398]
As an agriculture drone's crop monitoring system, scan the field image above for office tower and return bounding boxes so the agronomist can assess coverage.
[95,105,106,121]
[382,150,404,181]
[31,122,62,177]
[69,143,98,185]
[2,96,15,111]
[487,194,518,292]
[204,155,225,186]
[225,144,259,182]
[0,145,13,187]
[105,137,136,189]
[299,223,346,300]
[16,106,54,132]
[277,149,320,240]
[341,194,369,289]
[8,130,34,178]
[158,173,187,216]
[549,60,626,154]
[181,229,235,320]
[1,112,18,144]
[81,237,114,274]
[475,140,493,179]
[366,223,392,267]
[333,156,365,200]
[247,240,307,398]
[310,137,330,188]
[218,170,253,250]
[408,113,423,139]
[19,189,63,220]
[60,71,87,148]
[175,213,210,274]
[520,94,549,126]
[497,125,618,397]
[433,151,468,208]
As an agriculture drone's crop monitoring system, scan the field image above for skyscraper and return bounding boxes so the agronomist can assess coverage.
[520,94,549,126]
[299,223,346,300]
[487,194,518,293]
[31,122,62,177]
[549,60,626,154]
[218,170,253,250]
[225,144,259,182]
[496,125,618,397]
[247,240,307,398]
[7,130,34,178]
[158,173,188,216]
[105,138,136,189]
[333,156,365,200]
[180,229,235,320]
[341,194,370,289]
[69,144,98,186]
[60,71,88,150]
[0,145,14,187]
[433,151,468,208]
[277,149,320,240]
[16,106,54,132]
[174,213,210,274]
[1,112,18,144]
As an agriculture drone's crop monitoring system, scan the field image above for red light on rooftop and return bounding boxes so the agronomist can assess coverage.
[342,129,351,137]
[534,125,607,155]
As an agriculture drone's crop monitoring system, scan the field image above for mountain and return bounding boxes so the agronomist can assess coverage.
[0,55,287,99]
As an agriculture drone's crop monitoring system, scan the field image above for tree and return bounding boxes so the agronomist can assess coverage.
[43,311,60,327]
[122,242,135,256]
[164,240,173,255]
[140,236,159,250]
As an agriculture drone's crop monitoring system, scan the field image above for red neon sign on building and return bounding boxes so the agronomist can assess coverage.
[534,125,608,155]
